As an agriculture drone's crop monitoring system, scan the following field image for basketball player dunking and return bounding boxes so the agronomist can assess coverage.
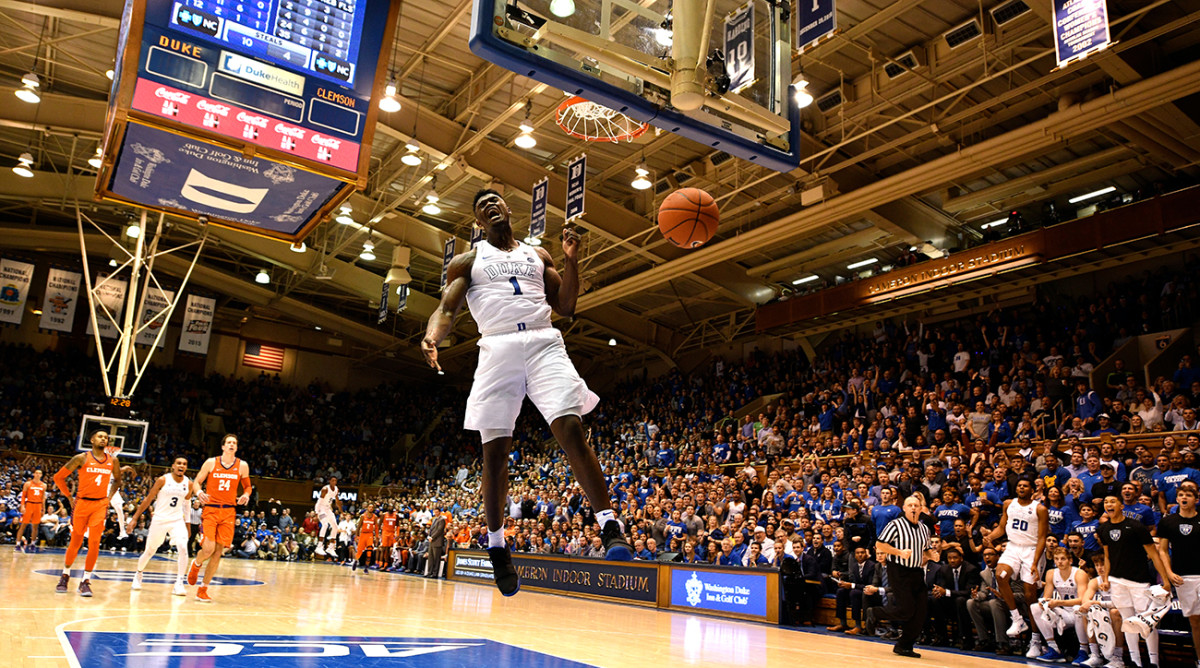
[187,434,251,602]
[53,430,124,596]
[16,468,46,552]
[422,189,633,597]
[127,456,192,595]
[314,476,342,557]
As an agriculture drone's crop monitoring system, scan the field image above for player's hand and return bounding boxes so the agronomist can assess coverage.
[237,493,250,505]
[1098,577,1110,591]
[1170,573,1184,586]
[126,518,136,534]
[197,490,210,504]
[420,338,442,372]
[561,226,580,261]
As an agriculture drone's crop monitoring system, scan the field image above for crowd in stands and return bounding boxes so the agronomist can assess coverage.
[3,261,1200,664]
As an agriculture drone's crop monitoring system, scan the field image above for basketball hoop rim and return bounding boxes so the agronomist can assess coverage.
[555,96,650,143]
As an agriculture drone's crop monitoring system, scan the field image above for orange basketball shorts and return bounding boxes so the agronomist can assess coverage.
[202,506,237,547]
[21,504,44,524]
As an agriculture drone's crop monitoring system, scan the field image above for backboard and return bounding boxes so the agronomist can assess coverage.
[470,0,800,172]
[77,414,149,459]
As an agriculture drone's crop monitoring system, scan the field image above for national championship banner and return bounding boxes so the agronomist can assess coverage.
[440,237,456,289]
[530,178,548,239]
[377,281,389,325]
[178,294,216,355]
[1053,0,1110,69]
[86,273,129,340]
[0,258,35,326]
[724,5,755,93]
[134,285,175,348]
[39,268,82,333]
[565,155,586,221]
[797,0,836,50]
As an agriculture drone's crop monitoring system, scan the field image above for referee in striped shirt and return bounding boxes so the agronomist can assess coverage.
[865,495,936,658]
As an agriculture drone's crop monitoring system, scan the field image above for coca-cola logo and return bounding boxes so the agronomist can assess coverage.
[311,134,341,149]
[196,100,230,116]
[154,87,191,104]
[236,111,268,128]
[274,123,305,139]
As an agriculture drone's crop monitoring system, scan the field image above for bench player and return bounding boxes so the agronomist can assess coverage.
[421,189,633,597]
[53,430,124,596]
[127,456,192,595]
[16,468,46,552]
[314,476,341,557]
[187,434,252,602]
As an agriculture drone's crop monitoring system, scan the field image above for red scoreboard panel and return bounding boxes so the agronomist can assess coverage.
[95,0,399,243]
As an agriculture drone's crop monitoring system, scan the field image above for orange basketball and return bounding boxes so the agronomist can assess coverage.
[657,188,719,249]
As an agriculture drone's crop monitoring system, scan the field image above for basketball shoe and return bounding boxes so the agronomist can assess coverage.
[487,546,520,596]
[132,572,143,591]
[187,559,201,585]
[601,520,633,561]
[196,586,212,602]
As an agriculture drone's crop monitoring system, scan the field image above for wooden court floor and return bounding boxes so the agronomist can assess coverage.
[1,546,1022,667]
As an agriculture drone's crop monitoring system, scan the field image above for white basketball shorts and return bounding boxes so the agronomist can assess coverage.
[1174,575,1200,616]
[998,543,1040,585]
[1108,577,1151,616]
[464,327,599,432]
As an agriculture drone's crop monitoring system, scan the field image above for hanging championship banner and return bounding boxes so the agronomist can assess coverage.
[377,281,389,325]
[1053,0,1111,69]
[565,155,586,221]
[725,5,755,93]
[135,286,175,348]
[396,284,408,313]
[0,258,35,326]
[440,237,456,289]
[797,0,836,50]
[470,226,485,250]
[530,178,549,239]
[39,268,82,333]
[178,294,215,355]
[87,273,129,339]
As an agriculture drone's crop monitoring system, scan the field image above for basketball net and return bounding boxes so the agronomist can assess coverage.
[555,96,649,143]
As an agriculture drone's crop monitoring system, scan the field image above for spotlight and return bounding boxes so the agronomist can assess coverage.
[88,147,103,169]
[15,72,40,103]
[401,141,422,166]
[125,222,141,239]
[792,76,813,108]
[12,152,34,178]
[523,235,542,246]
[608,338,617,346]
[514,130,537,149]
[255,269,270,284]
[108,258,118,267]
[105,68,114,80]
[654,15,673,47]
[379,79,401,112]
[631,163,652,190]
[549,0,575,18]
[290,241,306,253]
[359,240,376,262]
[421,201,441,215]
[336,205,354,225]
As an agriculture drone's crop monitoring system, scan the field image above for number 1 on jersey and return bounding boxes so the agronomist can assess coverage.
[509,276,523,295]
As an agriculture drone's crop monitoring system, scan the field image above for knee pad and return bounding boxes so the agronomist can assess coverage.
[479,428,513,442]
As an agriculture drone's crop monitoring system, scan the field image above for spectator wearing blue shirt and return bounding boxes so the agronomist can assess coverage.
[1038,457,1070,492]
[1120,482,1157,528]
[664,510,687,544]
[716,537,738,565]
[1067,504,1100,552]
[656,444,676,468]
[1042,486,1078,539]
[1077,455,1104,504]
[1154,451,1200,514]
[964,474,1001,529]
[713,437,731,463]
[934,487,972,537]
[1091,414,1120,437]
[871,488,902,537]
[729,534,748,565]
[1073,379,1102,423]
[986,410,1013,444]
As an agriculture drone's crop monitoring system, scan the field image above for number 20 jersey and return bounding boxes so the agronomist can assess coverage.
[466,239,551,336]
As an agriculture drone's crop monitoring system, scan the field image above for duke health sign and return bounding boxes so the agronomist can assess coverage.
[670,568,768,619]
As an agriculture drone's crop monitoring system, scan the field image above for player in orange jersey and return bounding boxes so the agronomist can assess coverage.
[16,468,46,552]
[187,434,251,602]
[53,430,124,596]
[379,504,398,570]
[352,503,379,574]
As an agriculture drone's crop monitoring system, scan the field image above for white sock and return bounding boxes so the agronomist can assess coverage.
[83,571,92,581]
[596,509,616,527]
[1047,640,1060,652]
[1147,630,1158,666]
[487,529,505,548]
[1123,632,1142,666]
[62,567,70,576]
[1090,642,1100,656]
[1032,631,1043,643]
[1012,609,1023,620]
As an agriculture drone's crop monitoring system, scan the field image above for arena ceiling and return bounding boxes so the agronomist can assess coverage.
[0,0,1198,379]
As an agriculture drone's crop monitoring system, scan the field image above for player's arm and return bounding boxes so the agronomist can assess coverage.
[1033,504,1050,565]
[128,477,165,532]
[1040,569,1055,602]
[1155,535,1182,585]
[1144,538,1178,586]
[1100,545,1111,589]
[193,459,214,503]
[19,480,30,509]
[237,460,253,505]
[421,252,474,371]
[53,453,85,505]
[540,226,580,316]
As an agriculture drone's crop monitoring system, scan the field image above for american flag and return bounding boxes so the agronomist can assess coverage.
[242,342,285,371]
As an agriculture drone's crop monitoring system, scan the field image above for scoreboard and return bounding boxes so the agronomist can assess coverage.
[95,0,398,242]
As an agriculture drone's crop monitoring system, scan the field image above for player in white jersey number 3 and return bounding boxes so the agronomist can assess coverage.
[126,457,193,595]
[422,189,634,596]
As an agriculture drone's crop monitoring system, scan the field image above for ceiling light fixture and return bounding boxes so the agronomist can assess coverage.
[792,75,813,108]
[980,218,1008,229]
[631,163,652,190]
[401,141,422,166]
[108,258,118,267]
[12,152,35,178]
[124,222,141,239]
[105,68,114,80]
[608,338,617,346]
[359,239,376,262]
[336,205,354,225]
[290,241,306,253]
[523,235,542,246]
[255,269,270,284]
[791,275,819,285]
[847,258,878,269]
[15,72,40,103]
[379,78,401,112]
[515,102,537,149]
[88,147,103,169]
[549,0,575,18]
[421,201,441,215]
[654,15,673,47]
[1068,186,1116,204]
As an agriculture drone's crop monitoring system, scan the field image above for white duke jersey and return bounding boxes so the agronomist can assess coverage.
[316,486,337,512]
[466,239,552,336]
[1053,567,1079,599]
[152,474,190,523]
[1007,499,1041,546]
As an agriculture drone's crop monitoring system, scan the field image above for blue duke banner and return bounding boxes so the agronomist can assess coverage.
[565,155,586,221]
[0,257,34,326]
[1054,0,1111,68]
[440,237,456,289]
[797,0,836,49]
[470,225,485,249]
[530,178,549,239]
[377,281,389,324]
[39,268,82,333]
[396,284,408,312]
[724,5,754,93]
